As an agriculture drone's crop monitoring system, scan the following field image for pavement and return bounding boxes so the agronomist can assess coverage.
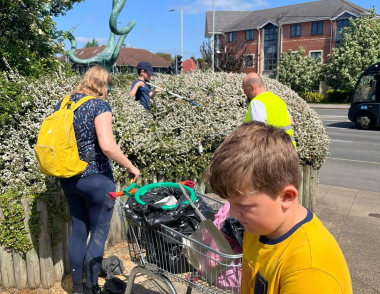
[126,184,380,294]
[308,103,350,109]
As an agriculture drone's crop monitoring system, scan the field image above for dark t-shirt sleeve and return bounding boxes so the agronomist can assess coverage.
[94,100,112,118]
[131,79,138,90]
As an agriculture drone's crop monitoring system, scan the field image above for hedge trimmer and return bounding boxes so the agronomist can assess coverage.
[145,81,200,107]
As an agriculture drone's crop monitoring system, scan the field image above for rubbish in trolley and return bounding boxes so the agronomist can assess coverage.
[179,184,233,286]
[110,188,243,294]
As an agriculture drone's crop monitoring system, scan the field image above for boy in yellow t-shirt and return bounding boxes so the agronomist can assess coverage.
[204,121,352,294]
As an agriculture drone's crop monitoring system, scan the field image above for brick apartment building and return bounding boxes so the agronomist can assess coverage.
[58,45,172,74]
[205,0,367,91]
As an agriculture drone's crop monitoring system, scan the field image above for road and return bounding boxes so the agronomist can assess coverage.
[315,109,380,193]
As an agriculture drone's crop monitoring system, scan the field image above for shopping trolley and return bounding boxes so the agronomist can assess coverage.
[109,183,242,294]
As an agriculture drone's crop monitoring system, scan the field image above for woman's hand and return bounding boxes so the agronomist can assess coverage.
[127,165,140,183]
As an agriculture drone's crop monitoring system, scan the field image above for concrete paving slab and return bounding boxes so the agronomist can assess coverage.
[341,247,380,273]
[315,210,346,238]
[338,216,380,240]
[327,186,358,197]
[316,184,331,200]
[336,234,380,256]
[352,278,380,294]
[350,267,380,292]
[357,190,380,199]
[317,194,354,215]
[349,197,380,217]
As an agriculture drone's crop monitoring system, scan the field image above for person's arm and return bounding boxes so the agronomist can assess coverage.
[94,112,140,182]
[280,268,344,294]
[249,100,267,123]
[129,81,145,97]
[287,109,294,126]
[149,85,161,100]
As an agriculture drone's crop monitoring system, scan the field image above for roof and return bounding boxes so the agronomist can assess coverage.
[58,46,172,67]
[205,0,366,36]
[205,11,251,37]
[183,59,197,72]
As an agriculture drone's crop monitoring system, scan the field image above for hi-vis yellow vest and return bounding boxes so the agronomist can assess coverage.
[244,92,296,149]
[34,95,96,178]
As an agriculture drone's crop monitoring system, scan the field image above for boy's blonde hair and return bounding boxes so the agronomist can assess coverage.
[204,121,301,199]
[72,66,112,99]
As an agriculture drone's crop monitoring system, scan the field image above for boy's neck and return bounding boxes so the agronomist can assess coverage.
[265,204,308,240]
[138,76,145,81]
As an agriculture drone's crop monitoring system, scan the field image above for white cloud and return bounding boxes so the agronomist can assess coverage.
[182,0,268,14]
[76,37,109,44]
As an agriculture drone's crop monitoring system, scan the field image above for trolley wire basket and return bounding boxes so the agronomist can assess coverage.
[112,189,242,294]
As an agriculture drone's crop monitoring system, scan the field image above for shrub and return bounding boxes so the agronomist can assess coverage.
[0,69,330,196]
[298,92,326,103]
[326,90,351,103]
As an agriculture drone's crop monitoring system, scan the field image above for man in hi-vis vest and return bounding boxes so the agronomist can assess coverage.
[242,73,296,149]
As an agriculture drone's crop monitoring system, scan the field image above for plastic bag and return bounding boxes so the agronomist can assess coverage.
[123,187,215,231]
[222,217,245,248]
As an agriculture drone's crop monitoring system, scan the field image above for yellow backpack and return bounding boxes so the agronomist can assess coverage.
[34,95,96,178]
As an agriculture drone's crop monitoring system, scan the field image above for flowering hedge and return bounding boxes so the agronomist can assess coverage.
[0,68,330,196]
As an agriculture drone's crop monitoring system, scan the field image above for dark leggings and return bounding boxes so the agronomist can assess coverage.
[60,172,116,287]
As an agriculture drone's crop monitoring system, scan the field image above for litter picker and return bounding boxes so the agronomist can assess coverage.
[144,81,199,107]
[197,132,231,153]
[179,183,233,285]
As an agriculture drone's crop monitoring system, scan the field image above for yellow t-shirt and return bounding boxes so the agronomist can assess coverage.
[242,209,352,294]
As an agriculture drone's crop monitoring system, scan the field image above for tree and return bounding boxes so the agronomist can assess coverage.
[156,52,173,62]
[200,38,248,73]
[271,47,323,93]
[0,0,84,76]
[84,38,99,48]
[323,8,380,91]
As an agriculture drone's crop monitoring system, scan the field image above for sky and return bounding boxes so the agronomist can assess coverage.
[54,0,377,60]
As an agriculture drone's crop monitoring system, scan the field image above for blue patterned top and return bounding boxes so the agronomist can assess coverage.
[54,93,113,177]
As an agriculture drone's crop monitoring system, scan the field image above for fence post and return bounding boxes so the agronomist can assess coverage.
[0,205,16,289]
[13,250,28,289]
[37,200,54,288]
[298,167,304,205]
[21,198,41,288]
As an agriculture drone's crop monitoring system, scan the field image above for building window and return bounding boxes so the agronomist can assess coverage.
[246,30,254,41]
[312,22,323,35]
[310,51,322,62]
[244,54,255,68]
[336,19,350,47]
[229,32,236,42]
[310,51,322,92]
[264,24,278,71]
[215,35,221,53]
[337,19,350,28]
[291,24,301,37]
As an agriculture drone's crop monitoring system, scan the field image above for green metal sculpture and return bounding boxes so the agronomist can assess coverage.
[44,0,135,72]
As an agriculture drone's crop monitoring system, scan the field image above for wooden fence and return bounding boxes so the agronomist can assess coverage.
[0,166,317,290]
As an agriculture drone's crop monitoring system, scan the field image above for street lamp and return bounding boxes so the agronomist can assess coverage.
[212,0,215,71]
[169,8,183,57]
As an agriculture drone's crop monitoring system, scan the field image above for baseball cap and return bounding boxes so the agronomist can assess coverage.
[137,62,155,76]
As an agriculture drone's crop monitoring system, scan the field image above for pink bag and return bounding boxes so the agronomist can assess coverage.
[212,202,242,290]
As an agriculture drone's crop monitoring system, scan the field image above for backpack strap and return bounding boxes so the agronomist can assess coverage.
[60,94,72,110]
[72,96,96,111]
[72,96,97,163]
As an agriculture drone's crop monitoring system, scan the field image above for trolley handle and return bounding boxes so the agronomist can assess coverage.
[108,180,196,201]
[108,189,138,201]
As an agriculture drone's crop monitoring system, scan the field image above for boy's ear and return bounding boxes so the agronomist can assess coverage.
[280,185,298,209]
